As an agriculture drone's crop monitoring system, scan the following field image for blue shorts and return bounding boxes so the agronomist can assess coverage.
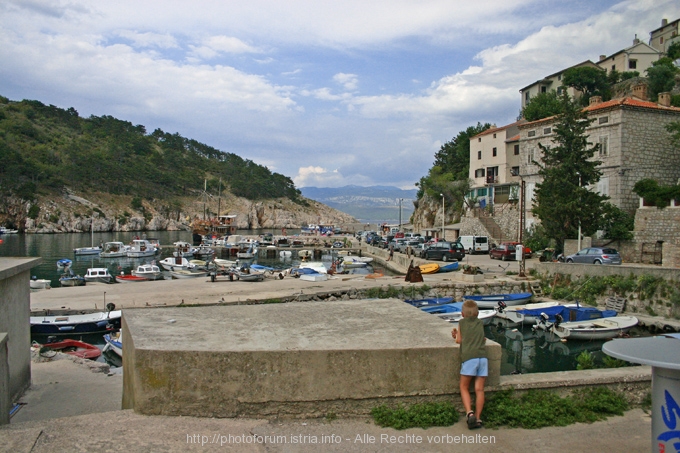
[461,358,488,377]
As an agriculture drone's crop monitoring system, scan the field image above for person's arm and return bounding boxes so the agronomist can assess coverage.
[451,327,462,344]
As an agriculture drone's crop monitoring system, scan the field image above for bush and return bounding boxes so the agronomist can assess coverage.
[371,402,459,430]
[28,204,40,219]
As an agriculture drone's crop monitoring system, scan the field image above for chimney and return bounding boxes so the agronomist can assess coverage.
[633,34,640,45]
[633,83,648,101]
[599,54,607,61]
[589,96,603,106]
[662,18,668,27]
[659,92,671,107]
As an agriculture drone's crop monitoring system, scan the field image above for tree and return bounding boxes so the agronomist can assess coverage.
[646,57,680,101]
[521,90,563,121]
[532,92,609,252]
[562,66,610,105]
[431,122,492,182]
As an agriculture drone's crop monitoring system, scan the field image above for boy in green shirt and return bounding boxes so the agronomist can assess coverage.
[451,299,487,429]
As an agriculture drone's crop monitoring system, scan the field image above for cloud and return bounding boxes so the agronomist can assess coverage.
[117,30,178,49]
[294,166,345,187]
[333,73,358,91]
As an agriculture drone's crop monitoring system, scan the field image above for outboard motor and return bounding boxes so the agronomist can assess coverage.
[553,313,563,328]
[497,301,507,312]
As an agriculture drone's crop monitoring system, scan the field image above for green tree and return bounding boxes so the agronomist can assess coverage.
[521,90,563,121]
[600,204,634,241]
[532,92,608,252]
[646,57,680,101]
[562,66,610,105]
[431,122,492,182]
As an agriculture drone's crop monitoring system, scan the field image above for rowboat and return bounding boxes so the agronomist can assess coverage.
[437,262,459,273]
[169,269,209,279]
[536,315,639,341]
[30,309,122,335]
[103,331,123,357]
[463,292,533,309]
[418,263,440,274]
[36,339,102,360]
[115,273,148,283]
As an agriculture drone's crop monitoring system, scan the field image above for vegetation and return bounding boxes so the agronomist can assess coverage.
[0,96,303,204]
[521,90,563,121]
[634,179,680,208]
[371,402,459,430]
[562,66,611,106]
[485,388,628,429]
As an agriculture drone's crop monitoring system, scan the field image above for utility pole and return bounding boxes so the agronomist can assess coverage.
[440,193,445,240]
[398,198,403,231]
[577,173,582,251]
[519,180,526,278]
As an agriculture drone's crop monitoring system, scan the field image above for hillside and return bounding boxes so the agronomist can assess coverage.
[0,95,356,231]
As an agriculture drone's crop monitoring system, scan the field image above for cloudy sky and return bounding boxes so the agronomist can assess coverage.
[1,1,678,190]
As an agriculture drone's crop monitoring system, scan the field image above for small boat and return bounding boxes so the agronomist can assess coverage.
[463,292,533,309]
[298,261,327,274]
[433,310,497,325]
[404,297,454,308]
[421,302,464,314]
[437,262,459,273]
[173,241,196,258]
[159,256,196,271]
[84,268,113,284]
[193,244,215,259]
[36,339,102,360]
[59,272,86,287]
[342,256,373,268]
[169,269,209,279]
[231,268,265,282]
[30,309,122,335]
[115,273,148,283]
[250,264,275,272]
[100,241,130,258]
[236,244,257,259]
[132,264,164,280]
[73,217,100,255]
[103,331,123,357]
[127,239,157,258]
[214,258,238,268]
[536,315,639,341]
[0,226,18,234]
[56,258,72,270]
[418,263,440,274]
[497,302,611,327]
[30,276,51,290]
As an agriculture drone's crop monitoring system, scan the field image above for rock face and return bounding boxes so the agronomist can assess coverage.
[1,189,356,233]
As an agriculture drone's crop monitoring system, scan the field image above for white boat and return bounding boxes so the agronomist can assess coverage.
[74,218,101,255]
[30,276,51,289]
[31,310,122,335]
[193,244,215,259]
[0,226,18,234]
[236,244,257,259]
[536,315,639,341]
[169,269,209,279]
[172,241,195,258]
[213,258,237,268]
[435,309,497,325]
[83,268,113,284]
[341,256,372,268]
[494,301,568,326]
[159,256,196,271]
[298,261,328,274]
[127,239,156,258]
[132,264,164,280]
[100,241,130,258]
[103,330,123,357]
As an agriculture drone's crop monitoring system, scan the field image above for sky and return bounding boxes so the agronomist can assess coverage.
[1,1,679,190]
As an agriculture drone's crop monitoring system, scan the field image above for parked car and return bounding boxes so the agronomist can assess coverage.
[490,242,533,259]
[421,241,465,262]
[489,242,517,261]
[565,247,622,265]
[397,240,421,254]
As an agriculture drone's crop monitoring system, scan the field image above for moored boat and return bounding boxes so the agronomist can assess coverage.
[127,239,157,258]
[30,309,122,335]
[132,264,164,280]
[59,272,86,287]
[100,241,130,258]
[463,292,533,309]
[159,256,196,271]
[36,338,102,360]
[0,226,18,234]
[56,258,72,270]
[172,241,196,258]
[103,331,123,357]
[169,269,209,279]
[84,267,113,284]
[30,276,51,290]
[536,315,639,341]
[404,297,454,308]
[497,302,611,327]
[115,273,148,283]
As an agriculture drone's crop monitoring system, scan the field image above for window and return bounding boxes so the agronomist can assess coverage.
[492,147,497,157]
[558,74,562,81]
[629,59,637,70]
[598,116,609,124]
[477,150,482,160]
[476,188,487,197]
[514,144,520,155]
[541,86,547,93]
[511,166,520,176]
[557,86,563,95]
[478,137,481,142]
[599,136,608,156]
[475,168,485,178]
[493,133,496,138]
[528,130,536,137]
[528,148,534,164]
[611,64,616,71]
[525,91,530,102]
[543,127,551,135]
[660,36,664,44]
[597,177,609,196]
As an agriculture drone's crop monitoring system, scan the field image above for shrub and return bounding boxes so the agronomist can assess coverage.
[28,204,40,219]
[371,402,459,430]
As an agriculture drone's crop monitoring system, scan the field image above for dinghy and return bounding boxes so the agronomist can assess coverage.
[535,315,639,341]
[463,292,533,309]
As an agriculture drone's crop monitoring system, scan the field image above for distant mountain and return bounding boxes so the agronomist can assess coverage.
[300,185,417,224]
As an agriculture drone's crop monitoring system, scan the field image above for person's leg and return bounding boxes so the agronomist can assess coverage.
[459,375,473,414]
[474,376,486,420]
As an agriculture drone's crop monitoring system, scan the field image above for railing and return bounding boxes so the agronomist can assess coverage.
[486,176,498,184]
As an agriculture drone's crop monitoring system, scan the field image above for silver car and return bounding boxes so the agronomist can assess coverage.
[565,247,622,265]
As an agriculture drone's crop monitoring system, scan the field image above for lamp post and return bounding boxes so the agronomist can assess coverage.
[577,173,582,251]
[398,198,403,232]
[440,193,445,240]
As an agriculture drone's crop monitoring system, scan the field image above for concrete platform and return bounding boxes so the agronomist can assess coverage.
[122,299,501,418]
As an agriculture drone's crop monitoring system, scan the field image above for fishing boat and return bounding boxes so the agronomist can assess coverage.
[59,271,86,287]
[30,309,122,335]
[172,241,196,258]
[127,239,157,258]
[236,243,257,259]
[463,292,533,309]
[30,276,51,289]
[132,264,164,280]
[100,241,130,258]
[159,256,196,271]
[193,244,215,260]
[169,269,209,279]
[437,262,459,273]
[418,263,440,274]
[36,338,102,360]
[0,226,18,234]
[115,273,148,283]
[496,302,612,327]
[536,315,639,341]
[83,268,113,284]
[103,331,123,357]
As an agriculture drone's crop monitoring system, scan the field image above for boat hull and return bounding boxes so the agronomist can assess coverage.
[464,292,533,309]
[38,339,102,360]
[30,310,122,335]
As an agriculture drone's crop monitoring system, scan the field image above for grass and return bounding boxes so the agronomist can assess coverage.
[371,402,459,430]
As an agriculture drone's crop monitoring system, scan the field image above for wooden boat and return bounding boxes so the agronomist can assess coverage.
[132,264,164,280]
[536,315,639,341]
[84,267,113,284]
[37,339,102,360]
[115,273,148,283]
[169,269,209,279]
[463,292,533,309]
[418,263,440,274]
[30,309,122,335]
[30,276,51,289]
[103,331,122,357]
[437,262,459,273]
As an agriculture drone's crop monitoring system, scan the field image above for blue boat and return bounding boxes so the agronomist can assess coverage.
[518,305,617,326]
[437,262,459,273]
[404,297,453,308]
[30,310,122,335]
[463,292,533,309]
[56,258,72,269]
[420,302,464,314]
[250,264,275,271]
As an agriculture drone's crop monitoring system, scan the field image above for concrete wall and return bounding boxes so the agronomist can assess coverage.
[0,333,9,425]
[0,258,40,403]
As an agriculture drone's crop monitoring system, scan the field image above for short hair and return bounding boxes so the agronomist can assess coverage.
[462,300,479,318]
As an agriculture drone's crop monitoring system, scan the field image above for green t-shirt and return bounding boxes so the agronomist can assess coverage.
[459,316,487,363]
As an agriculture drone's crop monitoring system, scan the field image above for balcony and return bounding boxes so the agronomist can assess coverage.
[486,176,498,184]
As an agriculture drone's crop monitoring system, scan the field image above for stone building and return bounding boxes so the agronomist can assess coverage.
[649,17,680,53]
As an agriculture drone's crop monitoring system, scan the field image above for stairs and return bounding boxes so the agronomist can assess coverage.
[478,215,503,242]
[529,281,543,297]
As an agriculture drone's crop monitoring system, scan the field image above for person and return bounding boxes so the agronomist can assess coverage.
[387,244,394,261]
[451,300,487,430]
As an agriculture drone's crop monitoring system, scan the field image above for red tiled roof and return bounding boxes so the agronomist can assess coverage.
[584,97,680,113]
[505,134,520,142]
[470,119,526,139]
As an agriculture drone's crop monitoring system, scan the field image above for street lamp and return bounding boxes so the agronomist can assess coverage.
[398,198,403,232]
[440,193,445,240]
[577,173,582,251]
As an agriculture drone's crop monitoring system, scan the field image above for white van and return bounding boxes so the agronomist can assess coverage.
[457,235,489,254]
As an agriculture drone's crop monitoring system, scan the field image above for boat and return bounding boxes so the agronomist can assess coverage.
[169,269,209,279]
[193,244,215,259]
[463,292,533,309]
[159,256,196,271]
[0,226,19,234]
[30,309,122,335]
[30,276,51,289]
[132,264,164,280]
[172,241,196,258]
[420,302,464,314]
[404,297,454,308]
[103,331,123,357]
[236,243,257,259]
[433,310,497,325]
[115,273,148,283]
[214,258,238,268]
[127,239,157,258]
[536,315,639,341]
[341,256,372,268]
[100,241,130,258]
[298,261,328,274]
[418,263,440,274]
[496,302,613,327]
[36,339,102,360]
[59,271,86,287]
[56,258,72,270]
[73,218,101,255]
[437,262,459,273]
[83,268,113,284]
[250,264,275,272]
[230,268,265,282]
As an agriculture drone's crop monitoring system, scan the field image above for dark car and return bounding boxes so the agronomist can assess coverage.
[565,247,622,265]
[422,241,465,262]
[490,242,517,261]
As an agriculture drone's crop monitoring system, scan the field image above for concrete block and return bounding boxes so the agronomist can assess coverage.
[123,299,501,418]
[0,333,9,425]
[456,273,485,283]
